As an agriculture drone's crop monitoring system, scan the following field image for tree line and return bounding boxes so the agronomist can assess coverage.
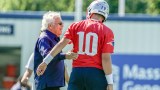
[0,0,159,16]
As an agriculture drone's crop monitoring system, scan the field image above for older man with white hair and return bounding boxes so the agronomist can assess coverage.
[33,11,78,90]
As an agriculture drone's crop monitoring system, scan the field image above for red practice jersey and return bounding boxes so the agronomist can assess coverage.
[64,19,114,70]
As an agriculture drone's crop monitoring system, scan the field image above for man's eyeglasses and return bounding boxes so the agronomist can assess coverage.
[57,22,63,25]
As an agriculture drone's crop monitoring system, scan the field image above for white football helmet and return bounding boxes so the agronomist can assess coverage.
[87,0,109,21]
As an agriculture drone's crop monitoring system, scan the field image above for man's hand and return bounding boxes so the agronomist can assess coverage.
[65,51,78,60]
[107,84,113,90]
[21,77,29,87]
[36,62,47,76]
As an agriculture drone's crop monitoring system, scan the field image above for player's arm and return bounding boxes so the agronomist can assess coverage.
[36,37,70,76]
[102,53,113,90]
[21,53,34,86]
[21,68,33,86]
[43,37,70,64]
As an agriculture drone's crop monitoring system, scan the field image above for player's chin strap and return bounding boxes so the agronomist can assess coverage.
[105,73,113,84]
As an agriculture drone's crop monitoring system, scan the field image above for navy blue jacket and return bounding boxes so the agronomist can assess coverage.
[34,30,65,90]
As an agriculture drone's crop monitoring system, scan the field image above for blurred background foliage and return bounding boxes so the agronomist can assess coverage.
[0,0,160,16]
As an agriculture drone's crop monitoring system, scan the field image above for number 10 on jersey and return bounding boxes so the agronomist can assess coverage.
[77,32,98,56]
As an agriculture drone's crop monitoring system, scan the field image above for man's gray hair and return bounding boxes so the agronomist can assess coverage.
[41,11,61,31]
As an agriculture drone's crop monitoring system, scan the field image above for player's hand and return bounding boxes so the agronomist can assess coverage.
[36,62,47,76]
[65,51,78,60]
[107,84,113,90]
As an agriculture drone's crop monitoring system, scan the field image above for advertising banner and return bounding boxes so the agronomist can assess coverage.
[112,54,160,90]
